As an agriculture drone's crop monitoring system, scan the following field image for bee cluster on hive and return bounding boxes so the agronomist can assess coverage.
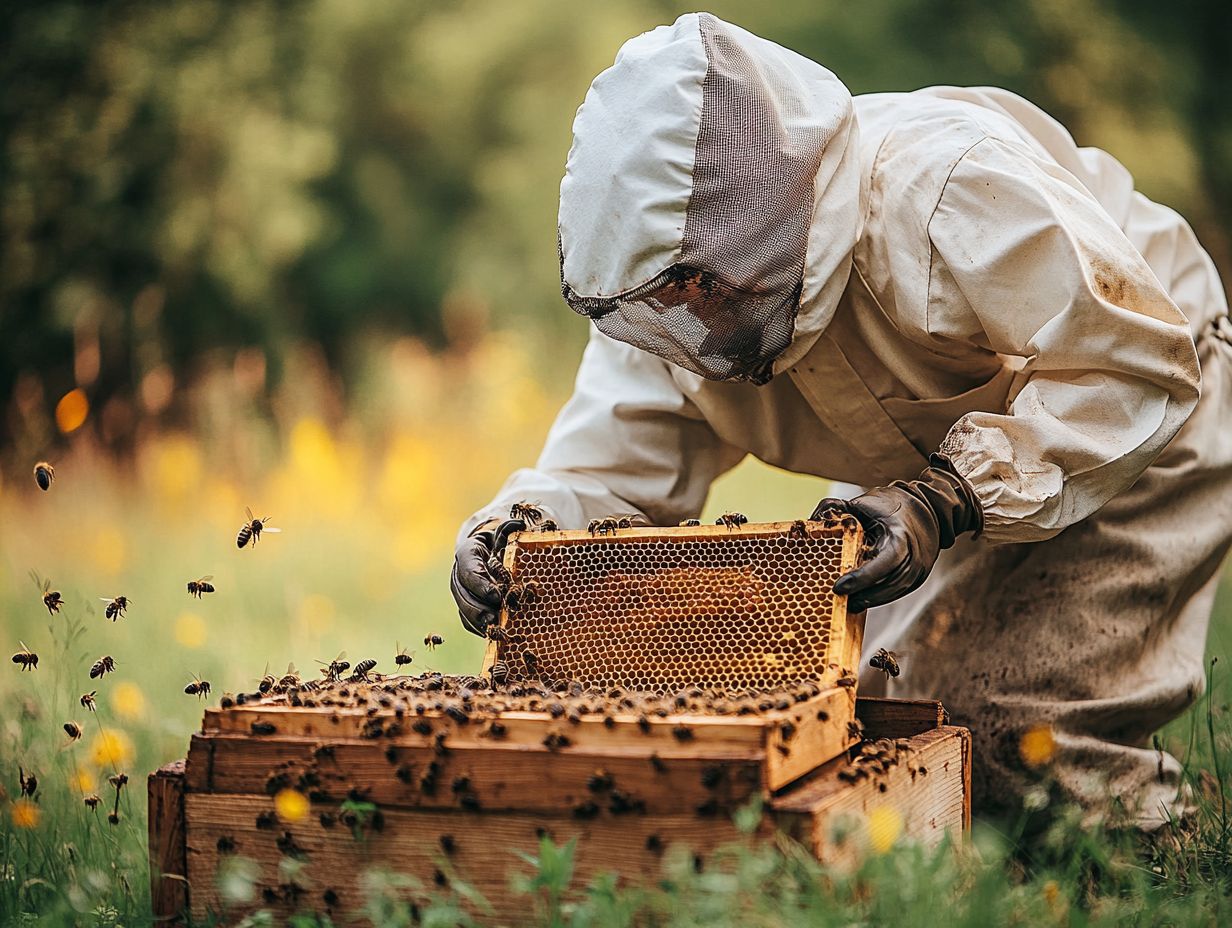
[231,671,842,723]
[489,516,862,693]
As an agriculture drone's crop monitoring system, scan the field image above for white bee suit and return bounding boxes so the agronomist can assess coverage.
[463,13,1232,826]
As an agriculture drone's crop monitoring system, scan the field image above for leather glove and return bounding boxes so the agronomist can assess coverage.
[451,518,525,636]
[812,454,983,613]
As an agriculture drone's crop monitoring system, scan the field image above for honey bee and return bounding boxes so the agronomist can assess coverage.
[509,501,545,525]
[84,794,101,811]
[788,520,808,539]
[80,691,97,711]
[186,576,215,598]
[19,767,37,798]
[89,655,116,679]
[12,641,38,671]
[424,635,443,652]
[394,643,413,667]
[679,519,701,526]
[33,461,55,491]
[317,651,349,682]
[869,648,901,680]
[485,625,509,642]
[100,595,130,621]
[278,664,301,689]
[488,661,510,686]
[588,517,625,536]
[503,580,542,610]
[257,666,277,694]
[236,506,281,549]
[537,519,560,532]
[31,572,63,615]
[715,511,748,530]
[184,674,212,699]
[350,659,377,682]
[63,721,82,742]
[522,650,538,674]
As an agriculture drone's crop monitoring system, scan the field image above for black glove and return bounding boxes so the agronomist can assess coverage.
[812,454,983,613]
[451,518,525,636]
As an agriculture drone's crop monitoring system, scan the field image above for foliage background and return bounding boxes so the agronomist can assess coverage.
[0,1,1230,922]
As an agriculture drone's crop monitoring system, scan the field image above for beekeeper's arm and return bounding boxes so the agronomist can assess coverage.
[828,136,1201,611]
[451,326,745,634]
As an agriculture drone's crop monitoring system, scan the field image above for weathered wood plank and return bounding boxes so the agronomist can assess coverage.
[854,697,946,740]
[148,760,189,923]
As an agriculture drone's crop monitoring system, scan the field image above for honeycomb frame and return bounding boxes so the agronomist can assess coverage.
[482,518,864,694]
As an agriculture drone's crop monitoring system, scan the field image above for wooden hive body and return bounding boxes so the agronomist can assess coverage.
[151,698,970,924]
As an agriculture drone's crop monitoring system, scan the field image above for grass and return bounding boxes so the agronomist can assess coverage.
[0,345,1229,925]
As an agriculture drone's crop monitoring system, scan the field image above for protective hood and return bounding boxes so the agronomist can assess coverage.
[558,12,863,384]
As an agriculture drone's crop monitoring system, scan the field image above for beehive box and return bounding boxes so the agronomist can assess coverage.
[150,697,969,923]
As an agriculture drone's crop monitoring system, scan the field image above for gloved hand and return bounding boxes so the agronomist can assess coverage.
[451,518,525,636]
[812,454,983,613]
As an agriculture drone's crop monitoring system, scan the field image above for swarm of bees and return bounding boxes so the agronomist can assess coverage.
[33,462,55,492]
[100,595,130,622]
[868,648,901,680]
[237,506,281,549]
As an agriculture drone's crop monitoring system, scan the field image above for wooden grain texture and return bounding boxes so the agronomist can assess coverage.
[772,727,968,868]
[200,686,856,796]
[186,732,763,814]
[184,794,756,923]
[172,725,968,924]
[148,760,189,923]
[855,697,946,740]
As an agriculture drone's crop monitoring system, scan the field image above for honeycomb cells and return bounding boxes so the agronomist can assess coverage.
[496,526,855,692]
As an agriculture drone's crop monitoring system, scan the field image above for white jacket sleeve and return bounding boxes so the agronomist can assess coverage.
[929,137,1201,543]
[459,327,745,540]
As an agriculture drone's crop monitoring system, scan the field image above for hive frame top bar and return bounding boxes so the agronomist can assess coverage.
[507,518,859,547]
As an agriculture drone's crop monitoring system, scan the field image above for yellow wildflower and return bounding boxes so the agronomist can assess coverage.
[111,681,146,720]
[274,789,309,823]
[11,799,40,829]
[1020,725,1057,768]
[867,805,902,855]
[174,612,208,649]
[74,768,98,793]
[90,728,135,768]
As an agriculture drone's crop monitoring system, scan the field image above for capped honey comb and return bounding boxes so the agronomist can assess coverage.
[483,517,864,693]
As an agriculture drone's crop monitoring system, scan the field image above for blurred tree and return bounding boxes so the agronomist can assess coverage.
[1,0,1226,454]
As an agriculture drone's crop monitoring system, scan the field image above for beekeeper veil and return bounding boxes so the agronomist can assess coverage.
[558,12,863,384]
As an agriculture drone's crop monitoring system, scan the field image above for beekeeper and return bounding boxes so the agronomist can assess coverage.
[451,12,1231,827]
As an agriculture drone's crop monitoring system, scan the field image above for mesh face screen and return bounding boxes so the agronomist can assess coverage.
[492,521,861,693]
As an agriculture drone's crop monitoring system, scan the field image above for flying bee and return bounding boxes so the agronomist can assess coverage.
[316,651,349,682]
[350,659,377,682]
[80,691,97,711]
[679,519,701,527]
[109,773,129,791]
[89,655,116,679]
[83,794,101,811]
[868,648,902,680]
[184,673,212,699]
[424,635,443,652]
[394,643,413,667]
[19,767,37,797]
[33,461,55,491]
[186,576,215,598]
[100,595,130,621]
[12,641,38,671]
[31,572,63,615]
[488,661,511,686]
[63,721,83,743]
[509,501,545,525]
[236,506,281,549]
[716,511,748,530]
